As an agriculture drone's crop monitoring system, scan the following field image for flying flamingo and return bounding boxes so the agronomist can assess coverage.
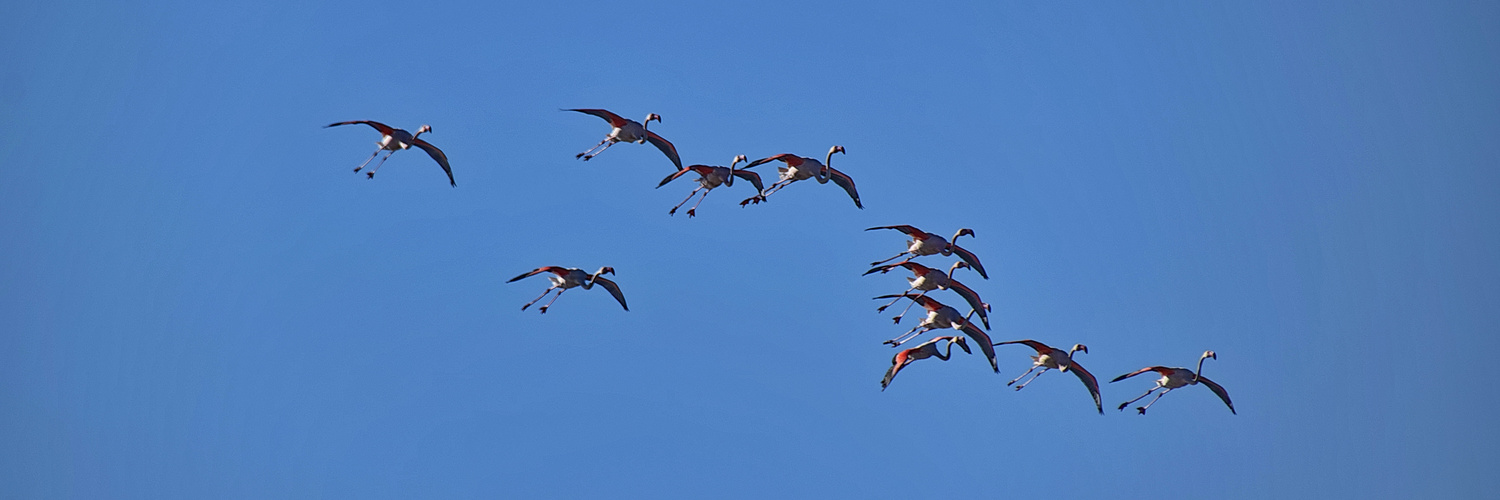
[566,109,682,169]
[874,293,997,373]
[993,340,1102,414]
[882,336,971,391]
[1110,350,1235,415]
[656,155,765,217]
[505,266,628,314]
[866,225,987,279]
[738,146,861,209]
[864,260,989,328]
[325,121,455,186]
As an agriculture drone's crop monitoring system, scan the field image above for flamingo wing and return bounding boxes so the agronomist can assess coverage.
[731,169,766,192]
[944,279,989,329]
[1194,375,1236,414]
[1068,360,1104,414]
[864,225,926,238]
[992,339,1052,355]
[657,167,697,188]
[409,138,455,187]
[1111,366,1173,383]
[506,266,569,283]
[882,350,914,390]
[872,293,941,311]
[644,130,683,169]
[959,323,999,373]
[862,262,904,276]
[948,243,989,279]
[565,108,628,128]
[824,166,862,209]
[744,154,800,169]
[326,120,397,136]
[588,276,629,311]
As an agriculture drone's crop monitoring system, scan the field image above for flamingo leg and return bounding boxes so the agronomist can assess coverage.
[870,252,912,267]
[874,287,918,313]
[580,139,617,161]
[884,325,932,347]
[685,188,714,217]
[536,288,568,314]
[520,286,558,311]
[1118,386,1159,411]
[669,187,703,215]
[1013,367,1050,390]
[352,148,383,173]
[1136,388,1174,414]
[576,138,609,159]
[741,180,788,206]
[1007,365,1041,386]
[365,149,397,178]
[889,290,928,323]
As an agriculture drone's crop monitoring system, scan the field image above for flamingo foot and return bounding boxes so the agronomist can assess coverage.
[538,306,550,314]
[739,195,765,207]
[669,207,678,216]
[1136,407,1147,415]
[353,167,363,172]
[890,315,903,324]
[1117,403,1130,411]
[875,305,889,312]
[575,153,586,159]
[581,155,594,161]
[366,172,375,179]
[686,209,696,218]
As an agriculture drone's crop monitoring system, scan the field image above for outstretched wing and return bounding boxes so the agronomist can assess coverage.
[588,276,629,311]
[410,138,455,187]
[507,266,567,283]
[657,167,697,188]
[992,339,1052,355]
[825,166,862,209]
[1111,366,1173,383]
[944,279,989,329]
[881,350,913,391]
[948,243,988,279]
[565,108,628,128]
[872,293,940,311]
[326,120,396,136]
[644,130,683,169]
[862,261,909,276]
[864,225,926,238]
[1068,360,1104,414]
[1195,375,1236,415]
[959,323,999,373]
[744,154,801,169]
[731,169,765,192]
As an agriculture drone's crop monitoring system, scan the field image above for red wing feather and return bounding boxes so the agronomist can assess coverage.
[326,120,396,136]
[566,108,628,128]
[825,166,862,209]
[506,266,567,283]
[644,130,683,169]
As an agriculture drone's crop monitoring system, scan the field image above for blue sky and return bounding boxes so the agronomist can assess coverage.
[2,0,1497,497]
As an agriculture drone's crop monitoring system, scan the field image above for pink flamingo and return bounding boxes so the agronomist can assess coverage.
[656,155,765,217]
[864,260,988,328]
[993,340,1102,414]
[874,293,998,373]
[506,266,628,314]
[881,336,970,391]
[566,109,681,169]
[1111,350,1235,415]
[866,225,987,279]
[325,121,455,186]
[738,146,861,208]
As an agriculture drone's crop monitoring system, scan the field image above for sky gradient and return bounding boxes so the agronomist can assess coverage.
[2,1,1497,498]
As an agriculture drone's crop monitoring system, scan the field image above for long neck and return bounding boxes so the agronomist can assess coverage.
[947,262,964,279]
[1194,355,1210,382]
[935,341,954,361]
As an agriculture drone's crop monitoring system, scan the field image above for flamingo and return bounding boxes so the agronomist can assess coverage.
[882,336,971,391]
[505,266,628,314]
[874,293,997,373]
[993,340,1102,414]
[864,260,989,328]
[737,146,861,209]
[866,225,987,279]
[656,155,765,217]
[566,109,682,169]
[1110,350,1235,415]
[325,121,455,186]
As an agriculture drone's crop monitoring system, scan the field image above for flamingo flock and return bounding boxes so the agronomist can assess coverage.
[324,109,1238,418]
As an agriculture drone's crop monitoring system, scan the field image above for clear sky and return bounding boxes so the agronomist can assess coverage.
[2,1,1497,498]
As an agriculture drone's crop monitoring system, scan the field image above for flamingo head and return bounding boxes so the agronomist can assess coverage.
[829,145,845,155]
[645,113,662,125]
[950,336,972,354]
[954,228,976,240]
[727,154,748,186]
[598,266,616,276]
[417,124,433,135]
[1202,350,1217,361]
[1071,344,1089,356]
